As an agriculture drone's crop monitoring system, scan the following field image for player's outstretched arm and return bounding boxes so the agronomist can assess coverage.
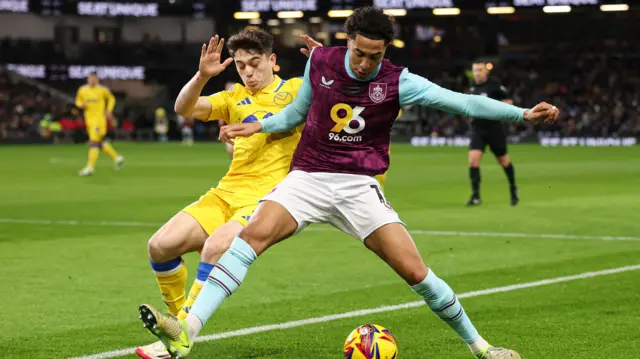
[175,35,233,120]
[399,70,559,124]
[218,91,309,143]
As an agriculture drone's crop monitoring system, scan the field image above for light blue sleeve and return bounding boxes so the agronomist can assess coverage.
[259,53,313,133]
[399,69,527,122]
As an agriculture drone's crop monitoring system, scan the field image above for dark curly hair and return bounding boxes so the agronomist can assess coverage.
[227,27,274,57]
[345,6,395,45]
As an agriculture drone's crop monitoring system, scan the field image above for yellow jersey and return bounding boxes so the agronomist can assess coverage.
[75,84,115,121]
[207,75,304,198]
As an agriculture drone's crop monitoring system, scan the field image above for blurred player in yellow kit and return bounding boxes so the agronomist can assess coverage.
[75,72,124,176]
[136,28,310,358]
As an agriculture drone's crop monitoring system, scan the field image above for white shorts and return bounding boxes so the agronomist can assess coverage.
[261,171,404,241]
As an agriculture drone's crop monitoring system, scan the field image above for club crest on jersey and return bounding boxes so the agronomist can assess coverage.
[369,83,387,103]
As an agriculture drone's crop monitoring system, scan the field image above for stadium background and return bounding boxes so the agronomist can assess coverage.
[1,0,638,146]
[2,1,640,359]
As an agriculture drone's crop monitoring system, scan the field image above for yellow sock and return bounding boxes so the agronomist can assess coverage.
[177,280,204,320]
[87,146,100,168]
[102,142,119,160]
[152,259,188,316]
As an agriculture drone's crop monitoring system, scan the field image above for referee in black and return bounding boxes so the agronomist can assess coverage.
[467,60,519,206]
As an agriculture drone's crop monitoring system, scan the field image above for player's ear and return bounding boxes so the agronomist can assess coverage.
[269,53,276,67]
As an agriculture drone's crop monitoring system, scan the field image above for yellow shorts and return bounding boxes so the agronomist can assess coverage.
[86,124,107,142]
[182,188,258,235]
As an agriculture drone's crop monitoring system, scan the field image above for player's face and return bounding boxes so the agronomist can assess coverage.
[347,34,387,80]
[87,74,98,86]
[233,50,276,93]
[472,63,489,84]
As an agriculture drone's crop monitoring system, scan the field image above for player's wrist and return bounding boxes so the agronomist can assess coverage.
[194,71,212,83]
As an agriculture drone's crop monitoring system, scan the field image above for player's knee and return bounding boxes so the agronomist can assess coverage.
[497,155,510,167]
[201,228,237,262]
[468,152,482,167]
[238,222,277,256]
[147,235,168,262]
[403,265,429,286]
[148,229,185,262]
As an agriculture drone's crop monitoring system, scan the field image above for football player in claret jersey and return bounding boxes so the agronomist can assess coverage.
[134,28,309,359]
[75,72,124,176]
[139,8,558,359]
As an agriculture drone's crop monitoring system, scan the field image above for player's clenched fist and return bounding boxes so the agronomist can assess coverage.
[219,122,263,144]
[523,102,560,124]
[199,35,234,79]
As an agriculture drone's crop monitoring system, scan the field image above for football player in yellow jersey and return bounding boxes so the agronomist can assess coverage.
[135,28,310,358]
[75,72,124,176]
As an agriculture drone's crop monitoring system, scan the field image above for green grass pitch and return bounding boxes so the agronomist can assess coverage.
[1,142,639,359]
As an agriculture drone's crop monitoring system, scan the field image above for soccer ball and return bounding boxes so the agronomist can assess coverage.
[343,324,398,359]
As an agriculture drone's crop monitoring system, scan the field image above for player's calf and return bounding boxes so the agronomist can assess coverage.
[178,221,244,319]
[366,224,519,358]
[148,212,208,315]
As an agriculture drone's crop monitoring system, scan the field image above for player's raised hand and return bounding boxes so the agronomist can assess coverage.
[218,122,263,144]
[300,34,323,57]
[523,102,560,124]
[199,35,234,79]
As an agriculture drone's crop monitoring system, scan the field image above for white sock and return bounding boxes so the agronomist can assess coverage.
[468,336,490,356]
[186,313,203,339]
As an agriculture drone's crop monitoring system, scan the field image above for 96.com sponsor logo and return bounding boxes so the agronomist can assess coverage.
[328,133,363,142]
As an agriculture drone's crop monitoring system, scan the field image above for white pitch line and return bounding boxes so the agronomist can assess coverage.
[69,263,640,359]
[0,218,159,227]
[1,217,639,241]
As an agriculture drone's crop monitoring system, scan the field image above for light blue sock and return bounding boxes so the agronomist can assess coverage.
[189,237,257,326]
[412,270,480,344]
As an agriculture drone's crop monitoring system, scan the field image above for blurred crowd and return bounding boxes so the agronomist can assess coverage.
[393,42,640,140]
[2,38,639,142]
[0,72,55,141]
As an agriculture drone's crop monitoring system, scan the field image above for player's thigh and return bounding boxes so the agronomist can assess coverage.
[200,220,245,263]
[182,190,231,236]
[200,203,255,261]
[330,173,403,242]
[148,211,210,262]
[364,223,428,286]
[239,200,299,256]
[258,170,333,234]
[86,120,106,142]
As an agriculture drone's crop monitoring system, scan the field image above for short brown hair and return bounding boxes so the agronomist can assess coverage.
[227,27,274,57]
